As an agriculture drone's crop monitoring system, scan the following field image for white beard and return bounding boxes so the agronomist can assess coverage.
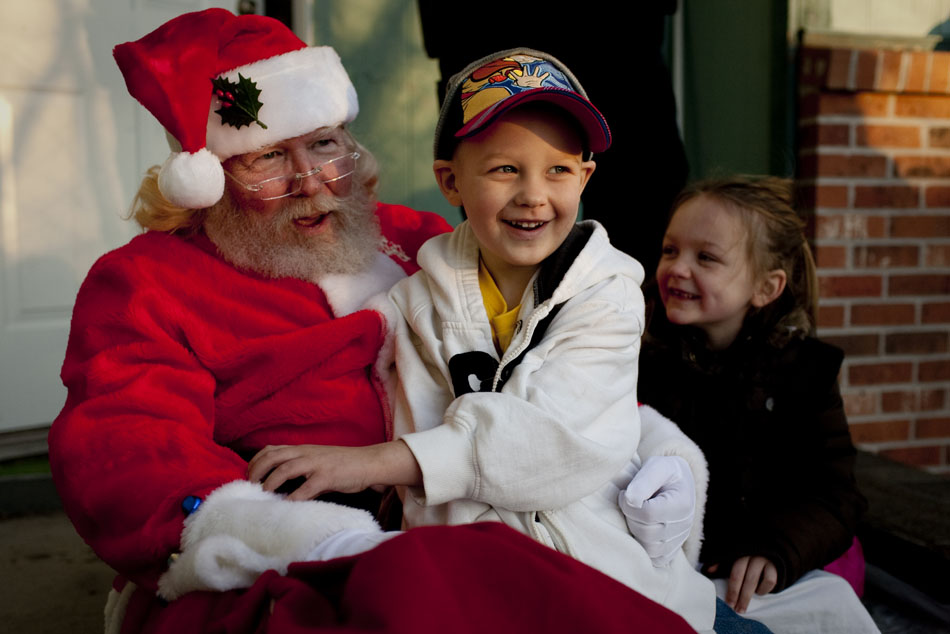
[204,184,381,281]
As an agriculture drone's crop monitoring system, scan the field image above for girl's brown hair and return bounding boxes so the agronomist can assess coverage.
[670,175,818,342]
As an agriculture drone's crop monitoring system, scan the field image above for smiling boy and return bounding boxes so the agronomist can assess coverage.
[386,50,718,632]
[249,49,723,633]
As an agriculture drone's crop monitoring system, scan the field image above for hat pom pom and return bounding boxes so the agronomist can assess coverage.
[158,148,225,209]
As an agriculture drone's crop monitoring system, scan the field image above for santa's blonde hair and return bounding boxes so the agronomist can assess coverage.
[127,129,378,233]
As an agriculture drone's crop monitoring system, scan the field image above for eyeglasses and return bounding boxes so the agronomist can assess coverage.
[224,151,361,200]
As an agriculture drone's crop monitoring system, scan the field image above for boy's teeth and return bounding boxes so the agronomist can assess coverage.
[507,220,544,229]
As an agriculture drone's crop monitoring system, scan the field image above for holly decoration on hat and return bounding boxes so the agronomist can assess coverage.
[211,74,268,130]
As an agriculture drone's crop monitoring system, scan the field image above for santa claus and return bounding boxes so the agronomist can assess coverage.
[48,9,698,634]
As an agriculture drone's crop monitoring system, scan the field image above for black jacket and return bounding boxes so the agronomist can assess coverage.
[638,300,867,592]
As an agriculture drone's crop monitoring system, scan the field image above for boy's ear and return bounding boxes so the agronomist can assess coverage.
[433,160,463,207]
[751,269,787,308]
[579,160,596,194]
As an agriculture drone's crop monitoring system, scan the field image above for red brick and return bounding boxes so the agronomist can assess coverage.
[843,391,878,416]
[922,389,946,410]
[895,94,950,118]
[815,215,887,239]
[798,49,831,88]
[805,154,888,178]
[800,124,851,148]
[879,445,943,467]
[932,52,950,93]
[853,245,919,268]
[815,93,889,117]
[849,419,911,443]
[926,244,950,267]
[818,275,883,298]
[920,360,950,382]
[929,127,950,148]
[882,390,916,412]
[854,185,919,208]
[855,51,879,91]
[881,389,946,412]
[850,303,916,325]
[905,52,928,92]
[818,124,851,147]
[890,215,950,236]
[818,304,845,328]
[826,48,853,90]
[925,187,950,207]
[879,51,902,91]
[849,362,913,385]
[922,302,950,323]
[855,124,921,148]
[917,417,950,439]
[893,155,950,178]
[823,333,880,356]
[801,185,849,208]
[885,331,949,354]
[815,245,847,268]
[890,274,950,295]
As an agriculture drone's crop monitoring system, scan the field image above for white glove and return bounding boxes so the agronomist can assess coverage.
[158,480,384,600]
[618,455,696,567]
[305,528,402,561]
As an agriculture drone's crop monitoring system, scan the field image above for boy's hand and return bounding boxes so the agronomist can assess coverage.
[247,441,422,501]
[713,556,778,613]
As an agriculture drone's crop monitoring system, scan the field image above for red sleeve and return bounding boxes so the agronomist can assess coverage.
[49,244,248,591]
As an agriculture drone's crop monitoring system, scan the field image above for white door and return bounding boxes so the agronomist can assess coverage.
[0,1,233,439]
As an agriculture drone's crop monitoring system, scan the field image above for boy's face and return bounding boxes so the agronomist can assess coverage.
[434,107,595,285]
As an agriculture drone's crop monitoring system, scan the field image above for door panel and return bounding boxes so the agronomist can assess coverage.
[0,1,232,435]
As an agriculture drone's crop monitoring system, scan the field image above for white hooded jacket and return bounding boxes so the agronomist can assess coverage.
[388,220,715,632]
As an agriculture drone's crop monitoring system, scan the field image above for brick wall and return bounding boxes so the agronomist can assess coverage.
[798,45,950,474]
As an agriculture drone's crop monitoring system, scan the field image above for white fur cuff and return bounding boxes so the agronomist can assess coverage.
[157,480,381,600]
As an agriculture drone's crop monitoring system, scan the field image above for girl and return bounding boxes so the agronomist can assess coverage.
[638,176,878,634]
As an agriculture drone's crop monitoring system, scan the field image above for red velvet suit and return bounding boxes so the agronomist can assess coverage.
[49,203,448,587]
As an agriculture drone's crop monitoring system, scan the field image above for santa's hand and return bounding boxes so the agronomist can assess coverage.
[158,480,384,600]
[618,455,695,566]
[305,527,401,561]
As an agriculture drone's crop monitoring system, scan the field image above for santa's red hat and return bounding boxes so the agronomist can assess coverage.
[114,9,358,209]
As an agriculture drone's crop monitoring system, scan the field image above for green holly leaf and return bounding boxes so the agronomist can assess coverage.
[211,74,268,130]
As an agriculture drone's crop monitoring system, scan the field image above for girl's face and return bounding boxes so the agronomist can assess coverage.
[656,195,775,350]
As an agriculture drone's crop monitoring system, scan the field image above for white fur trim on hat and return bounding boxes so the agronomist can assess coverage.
[157,148,225,209]
[206,47,359,160]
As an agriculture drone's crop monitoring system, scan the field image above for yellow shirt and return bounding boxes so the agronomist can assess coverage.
[478,260,521,354]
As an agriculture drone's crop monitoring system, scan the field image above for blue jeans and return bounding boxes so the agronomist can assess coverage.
[714,598,774,633]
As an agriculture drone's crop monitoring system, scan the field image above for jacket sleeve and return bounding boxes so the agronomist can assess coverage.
[729,343,867,592]
[398,275,643,512]
[637,404,709,567]
[49,251,251,591]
